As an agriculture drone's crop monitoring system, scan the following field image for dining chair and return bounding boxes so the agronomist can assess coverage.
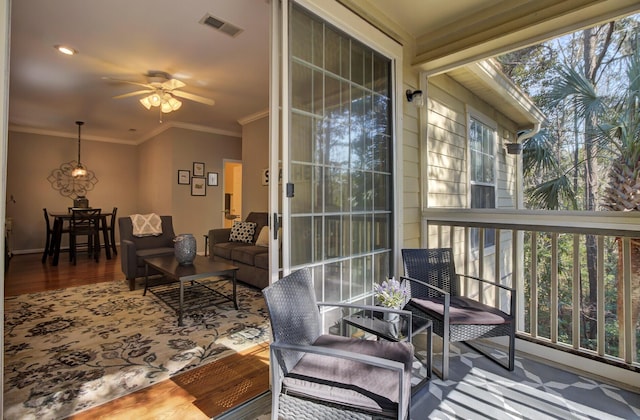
[42,208,71,264]
[41,208,55,263]
[102,207,118,256]
[401,248,516,380]
[69,208,102,264]
[262,267,414,419]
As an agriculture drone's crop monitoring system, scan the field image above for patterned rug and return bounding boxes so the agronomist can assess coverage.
[4,278,271,419]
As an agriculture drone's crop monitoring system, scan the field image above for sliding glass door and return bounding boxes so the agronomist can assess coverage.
[270,0,402,308]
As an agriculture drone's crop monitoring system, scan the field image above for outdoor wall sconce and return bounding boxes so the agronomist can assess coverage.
[406,89,424,107]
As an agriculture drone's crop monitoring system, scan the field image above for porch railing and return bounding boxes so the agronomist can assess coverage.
[421,209,640,370]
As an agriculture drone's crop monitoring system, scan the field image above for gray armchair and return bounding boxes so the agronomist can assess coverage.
[402,248,515,380]
[262,268,413,419]
[118,215,175,290]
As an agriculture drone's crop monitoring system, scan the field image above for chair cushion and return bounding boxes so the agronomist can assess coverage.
[231,245,268,266]
[255,226,269,247]
[409,296,511,325]
[254,252,269,270]
[212,241,252,260]
[135,247,175,267]
[229,221,256,243]
[245,212,269,243]
[283,334,413,416]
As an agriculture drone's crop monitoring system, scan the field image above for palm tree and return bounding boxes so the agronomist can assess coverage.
[524,42,640,358]
[599,43,640,359]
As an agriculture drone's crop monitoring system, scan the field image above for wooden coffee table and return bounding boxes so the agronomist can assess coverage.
[143,255,239,326]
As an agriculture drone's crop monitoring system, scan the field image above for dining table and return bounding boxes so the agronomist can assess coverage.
[49,208,114,266]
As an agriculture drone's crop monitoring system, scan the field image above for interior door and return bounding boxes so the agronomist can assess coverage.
[222,160,242,228]
[269,0,402,306]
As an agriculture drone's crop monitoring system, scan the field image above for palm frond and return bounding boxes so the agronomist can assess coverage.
[522,129,560,177]
[525,175,577,210]
[549,66,604,117]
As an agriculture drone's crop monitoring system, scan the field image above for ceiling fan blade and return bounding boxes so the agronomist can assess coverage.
[162,78,186,90]
[171,90,215,106]
[112,89,154,99]
[104,77,154,89]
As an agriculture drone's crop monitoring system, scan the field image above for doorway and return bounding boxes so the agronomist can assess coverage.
[223,160,243,228]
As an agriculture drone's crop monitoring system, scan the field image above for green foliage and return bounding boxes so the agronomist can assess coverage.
[521,231,640,359]
[525,176,577,210]
[502,16,640,211]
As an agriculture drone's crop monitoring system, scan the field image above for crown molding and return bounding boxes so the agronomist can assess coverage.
[9,121,242,146]
[8,125,134,145]
[136,122,242,145]
[238,109,269,126]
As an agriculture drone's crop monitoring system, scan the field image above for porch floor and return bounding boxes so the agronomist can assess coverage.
[411,341,640,419]
[221,339,639,419]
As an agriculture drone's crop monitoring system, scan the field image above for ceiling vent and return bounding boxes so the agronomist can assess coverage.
[200,13,243,37]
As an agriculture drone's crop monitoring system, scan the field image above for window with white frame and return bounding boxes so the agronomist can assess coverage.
[469,114,496,248]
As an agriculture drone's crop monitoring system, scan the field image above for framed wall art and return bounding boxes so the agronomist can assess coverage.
[191,177,206,196]
[178,170,190,185]
[207,172,218,186]
[193,162,205,177]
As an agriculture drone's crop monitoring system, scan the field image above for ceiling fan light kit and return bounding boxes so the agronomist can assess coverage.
[113,70,213,115]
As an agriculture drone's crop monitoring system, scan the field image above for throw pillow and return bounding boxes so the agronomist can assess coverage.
[229,221,256,243]
[255,226,269,247]
[130,213,163,237]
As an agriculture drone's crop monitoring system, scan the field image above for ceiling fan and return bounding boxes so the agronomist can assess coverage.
[111,71,215,113]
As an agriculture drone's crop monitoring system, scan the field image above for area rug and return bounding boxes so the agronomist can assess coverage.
[4,279,271,420]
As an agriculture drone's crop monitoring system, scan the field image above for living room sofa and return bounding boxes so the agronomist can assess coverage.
[208,212,269,289]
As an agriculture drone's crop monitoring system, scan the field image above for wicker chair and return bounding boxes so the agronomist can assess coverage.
[262,268,414,420]
[401,248,515,380]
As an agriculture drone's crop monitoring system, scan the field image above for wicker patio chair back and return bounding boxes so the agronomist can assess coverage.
[262,267,321,373]
[401,247,516,379]
[402,248,459,297]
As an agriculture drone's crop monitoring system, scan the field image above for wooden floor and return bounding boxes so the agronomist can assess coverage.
[4,251,271,419]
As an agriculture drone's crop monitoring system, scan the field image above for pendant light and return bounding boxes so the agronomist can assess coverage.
[71,121,87,178]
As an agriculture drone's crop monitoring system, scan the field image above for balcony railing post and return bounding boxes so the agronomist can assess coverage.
[551,233,558,343]
[622,237,633,363]
[495,228,501,310]
[513,229,525,329]
[572,234,580,350]
[597,236,605,357]
[531,231,538,337]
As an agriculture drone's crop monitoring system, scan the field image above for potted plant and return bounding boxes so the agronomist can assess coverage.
[373,277,408,321]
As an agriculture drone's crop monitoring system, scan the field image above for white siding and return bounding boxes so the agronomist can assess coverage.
[402,85,421,248]
[426,75,519,211]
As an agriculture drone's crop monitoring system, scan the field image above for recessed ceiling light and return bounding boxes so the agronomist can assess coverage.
[54,45,77,55]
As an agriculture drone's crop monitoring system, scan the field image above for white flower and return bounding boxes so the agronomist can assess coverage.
[373,277,407,308]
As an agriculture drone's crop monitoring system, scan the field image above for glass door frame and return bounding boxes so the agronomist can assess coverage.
[268,0,404,284]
